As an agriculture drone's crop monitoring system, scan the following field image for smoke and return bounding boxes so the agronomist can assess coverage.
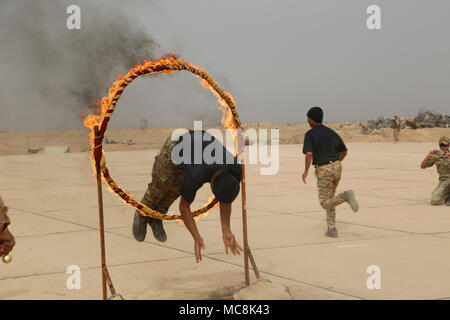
[0,0,159,130]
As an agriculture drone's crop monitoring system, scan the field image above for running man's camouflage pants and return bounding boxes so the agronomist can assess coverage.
[316,160,346,229]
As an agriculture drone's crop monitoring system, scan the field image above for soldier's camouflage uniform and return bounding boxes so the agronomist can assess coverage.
[137,137,185,215]
[425,151,450,205]
[392,118,401,141]
[315,160,346,229]
[0,196,10,235]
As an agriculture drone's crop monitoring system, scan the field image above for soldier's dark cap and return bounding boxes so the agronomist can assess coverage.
[212,171,240,204]
[307,106,323,123]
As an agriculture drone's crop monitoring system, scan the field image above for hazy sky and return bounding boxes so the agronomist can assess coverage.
[1,0,449,130]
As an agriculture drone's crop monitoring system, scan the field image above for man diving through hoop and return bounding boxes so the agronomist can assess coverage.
[132,130,243,262]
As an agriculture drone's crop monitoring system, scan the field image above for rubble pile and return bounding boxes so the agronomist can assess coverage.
[413,110,450,128]
[361,110,449,134]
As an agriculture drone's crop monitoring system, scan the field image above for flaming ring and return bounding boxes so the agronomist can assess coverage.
[86,57,242,221]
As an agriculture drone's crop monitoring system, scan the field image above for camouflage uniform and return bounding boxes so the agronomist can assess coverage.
[425,150,450,205]
[138,136,184,215]
[315,160,346,229]
[0,196,10,235]
[392,117,401,141]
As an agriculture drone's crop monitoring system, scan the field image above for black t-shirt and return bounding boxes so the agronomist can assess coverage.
[173,130,242,203]
[302,125,347,166]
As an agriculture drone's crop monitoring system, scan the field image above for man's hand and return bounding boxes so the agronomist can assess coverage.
[222,231,243,255]
[0,229,15,256]
[303,152,312,184]
[194,237,205,263]
[302,171,308,184]
[429,150,440,157]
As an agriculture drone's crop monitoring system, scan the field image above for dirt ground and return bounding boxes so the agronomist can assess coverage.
[1,121,449,299]
[2,142,450,299]
[1,123,449,155]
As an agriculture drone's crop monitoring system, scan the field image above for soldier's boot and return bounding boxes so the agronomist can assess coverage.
[325,228,338,238]
[146,217,167,243]
[344,190,359,212]
[132,211,147,242]
[446,197,450,206]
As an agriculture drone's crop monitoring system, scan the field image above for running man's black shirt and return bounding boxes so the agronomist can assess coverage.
[174,130,242,204]
[302,125,347,166]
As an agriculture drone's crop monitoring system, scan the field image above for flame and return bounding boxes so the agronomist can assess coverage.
[83,57,184,181]
[83,58,179,130]
[199,79,239,156]
[200,79,238,131]
[83,57,240,133]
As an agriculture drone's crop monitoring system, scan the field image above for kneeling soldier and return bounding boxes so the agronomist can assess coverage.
[420,136,450,206]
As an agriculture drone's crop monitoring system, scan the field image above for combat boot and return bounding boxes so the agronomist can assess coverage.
[147,217,167,242]
[325,228,338,238]
[344,190,359,212]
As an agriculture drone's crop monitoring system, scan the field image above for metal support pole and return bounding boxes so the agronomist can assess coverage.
[241,164,250,286]
[247,246,261,280]
[240,163,261,285]
[94,125,107,300]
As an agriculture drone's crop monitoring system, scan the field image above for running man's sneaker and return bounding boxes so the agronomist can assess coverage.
[344,190,359,212]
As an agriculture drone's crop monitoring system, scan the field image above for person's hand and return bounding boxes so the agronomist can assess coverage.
[0,229,15,256]
[194,237,205,263]
[302,171,308,184]
[222,231,243,256]
[429,150,440,157]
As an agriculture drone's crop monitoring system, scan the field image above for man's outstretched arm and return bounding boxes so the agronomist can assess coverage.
[179,197,204,263]
[219,203,243,256]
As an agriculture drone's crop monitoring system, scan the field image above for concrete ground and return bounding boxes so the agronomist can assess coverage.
[1,142,449,300]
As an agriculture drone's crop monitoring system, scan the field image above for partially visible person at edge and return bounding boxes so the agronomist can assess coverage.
[0,195,15,256]
[302,106,360,238]
[132,130,243,263]
[420,136,450,206]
